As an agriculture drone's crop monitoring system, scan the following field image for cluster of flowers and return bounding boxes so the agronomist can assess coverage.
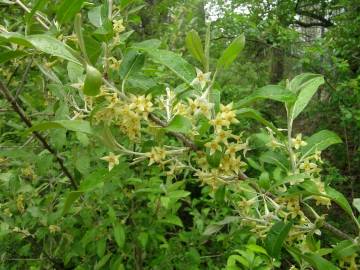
[90,66,333,256]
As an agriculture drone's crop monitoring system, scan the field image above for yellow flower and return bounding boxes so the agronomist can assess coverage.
[198,100,213,119]
[130,94,153,116]
[173,102,188,116]
[299,159,317,173]
[291,134,307,150]
[312,150,323,163]
[220,102,233,113]
[221,110,239,125]
[266,138,283,150]
[314,196,331,207]
[216,129,232,144]
[210,116,229,131]
[147,147,167,166]
[191,68,211,89]
[204,139,222,155]
[101,152,121,171]
[108,57,121,69]
[16,194,25,213]
[187,98,199,114]
[113,19,125,33]
[225,143,243,156]
[49,225,61,234]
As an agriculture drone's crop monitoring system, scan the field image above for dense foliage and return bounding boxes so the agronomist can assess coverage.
[0,1,359,269]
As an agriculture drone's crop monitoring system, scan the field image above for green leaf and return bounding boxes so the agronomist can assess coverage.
[289,73,322,94]
[119,49,145,80]
[259,151,289,171]
[28,120,93,134]
[113,224,126,249]
[185,30,206,66]
[134,46,195,84]
[94,253,112,270]
[217,34,245,69]
[246,244,268,256]
[0,50,27,64]
[207,150,222,168]
[62,191,83,215]
[56,0,85,23]
[332,240,359,259]
[67,61,84,83]
[88,5,105,27]
[265,221,292,259]
[79,169,108,192]
[27,34,81,64]
[0,32,32,47]
[325,186,354,217]
[236,108,282,137]
[236,85,296,108]
[1,33,80,64]
[83,65,102,96]
[353,198,360,213]
[301,130,342,157]
[203,223,223,236]
[288,74,324,120]
[167,190,190,199]
[302,253,339,270]
[133,39,161,49]
[203,216,240,236]
[165,115,192,134]
[272,173,309,188]
[160,215,183,227]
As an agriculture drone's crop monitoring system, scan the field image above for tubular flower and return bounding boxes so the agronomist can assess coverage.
[221,110,239,126]
[291,133,307,150]
[220,102,234,113]
[210,116,229,131]
[101,152,121,171]
[49,225,61,234]
[16,194,25,213]
[130,94,153,117]
[147,147,167,166]
[205,139,222,155]
[225,143,243,156]
[299,159,317,173]
[216,129,232,145]
[191,68,211,89]
[113,19,125,33]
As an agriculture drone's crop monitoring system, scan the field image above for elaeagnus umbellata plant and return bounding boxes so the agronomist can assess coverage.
[0,1,359,269]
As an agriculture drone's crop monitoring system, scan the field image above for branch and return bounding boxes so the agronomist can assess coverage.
[0,80,78,189]
[294,20,331,28]
[148,113,198,151]
[15,58,33,99]
[295,9,333,27]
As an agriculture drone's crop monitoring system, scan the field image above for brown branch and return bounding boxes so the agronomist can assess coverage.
[297,10,333,26]
[0,80,78,189]
[148,113,199,151]
[294,20,331,28]
[295,9,333,27]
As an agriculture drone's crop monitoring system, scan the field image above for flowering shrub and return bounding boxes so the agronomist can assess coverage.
[0,2,359,269]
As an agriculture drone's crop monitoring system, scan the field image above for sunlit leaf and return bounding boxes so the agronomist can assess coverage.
[217,34,245,69]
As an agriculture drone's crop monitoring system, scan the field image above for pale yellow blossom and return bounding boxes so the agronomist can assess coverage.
[147,147,167,165]
[101,152,121,171]
[205,139,222,155]
[191,68,211,89]
[291,134,307,150]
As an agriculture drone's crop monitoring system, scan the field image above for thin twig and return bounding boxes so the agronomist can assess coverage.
[15,58,33,99]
